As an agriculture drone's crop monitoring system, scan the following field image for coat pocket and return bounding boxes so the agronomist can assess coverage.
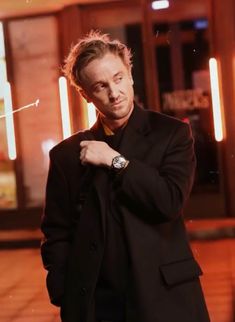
[159,257,203,287]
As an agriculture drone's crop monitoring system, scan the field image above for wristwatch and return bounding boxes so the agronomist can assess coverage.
[111,155,129,172]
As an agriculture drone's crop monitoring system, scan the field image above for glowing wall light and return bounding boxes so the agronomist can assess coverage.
[3,82,16,160]
[0,22,5,58]
[87,102,97,128]
[41,139,57,169]
[152,0,169,10]
[209,58,224,142]
[0,60,7,100]
[58,76,71,139]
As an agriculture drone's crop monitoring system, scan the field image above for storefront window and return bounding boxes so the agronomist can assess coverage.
[0,22,17,209]
[153,18,225,218]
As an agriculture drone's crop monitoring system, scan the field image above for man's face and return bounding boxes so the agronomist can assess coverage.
[80,53,134,125]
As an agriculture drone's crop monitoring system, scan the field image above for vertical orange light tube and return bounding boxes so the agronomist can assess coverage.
[3,82,16,160]
[58,77,71,139]
[209,58,223,142]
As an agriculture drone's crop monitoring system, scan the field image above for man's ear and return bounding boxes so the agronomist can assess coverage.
[128,70,134,85]
[80,89,91,103]
[130,76,134,85]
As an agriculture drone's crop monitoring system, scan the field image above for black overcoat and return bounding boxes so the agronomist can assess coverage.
[41,105,210,322]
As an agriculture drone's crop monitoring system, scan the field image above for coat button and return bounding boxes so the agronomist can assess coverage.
[80,287,87,296]
[89,241,97,251]
[75,203,83,212]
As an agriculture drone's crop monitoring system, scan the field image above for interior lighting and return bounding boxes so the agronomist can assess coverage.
[3,82,16,160]
[209,58,224,142]
[152,0,169,10]
[58,77,71,139]
[87,103,97,128]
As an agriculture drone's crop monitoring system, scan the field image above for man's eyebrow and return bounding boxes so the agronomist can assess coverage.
[90,71,124,88]
[114,71,123,77]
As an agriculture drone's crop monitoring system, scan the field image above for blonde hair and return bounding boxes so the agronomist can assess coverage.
[63,30,132,90]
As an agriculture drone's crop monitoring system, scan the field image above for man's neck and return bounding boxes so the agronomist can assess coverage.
[100,106,134,132]
[101,118,127,132]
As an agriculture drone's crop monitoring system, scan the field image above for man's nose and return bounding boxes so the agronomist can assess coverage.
[108,83,119,101]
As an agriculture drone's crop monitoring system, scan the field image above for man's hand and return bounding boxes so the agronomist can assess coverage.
[80,140,119,168]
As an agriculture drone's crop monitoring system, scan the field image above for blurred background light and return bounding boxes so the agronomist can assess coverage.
[0,22,7,100]
[58,76,71,139]
[41,139,57,168]
[152,0,169,10]
[3,82,17,160]
[209,58,223,142]
[194,19,209,30]
[87,102,97,128]
[0,22,5,58]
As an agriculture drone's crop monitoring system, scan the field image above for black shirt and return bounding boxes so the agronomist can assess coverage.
[95,127,129,321]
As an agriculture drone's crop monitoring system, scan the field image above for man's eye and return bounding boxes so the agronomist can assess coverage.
[115,75,123,83]
[95,84,105,92]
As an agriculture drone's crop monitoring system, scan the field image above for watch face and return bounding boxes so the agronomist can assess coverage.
[112,155,126,170]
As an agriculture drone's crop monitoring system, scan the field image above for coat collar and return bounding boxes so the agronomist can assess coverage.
[119,104,152,159]
[90,104,151,137]
[89,104,152,159]
[126,103,151,136]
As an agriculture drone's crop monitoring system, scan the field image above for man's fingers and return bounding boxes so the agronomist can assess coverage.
[79,140,113,167]
[80,142,89,164]
[80,148,87,165]
[80,140,91,147]
[80,149,85,158]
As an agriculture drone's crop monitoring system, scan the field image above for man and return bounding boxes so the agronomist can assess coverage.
[41,31,210,322]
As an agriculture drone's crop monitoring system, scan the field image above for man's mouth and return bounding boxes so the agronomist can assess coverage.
[112,99,124,107]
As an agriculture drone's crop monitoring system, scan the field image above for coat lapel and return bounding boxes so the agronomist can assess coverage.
[88,119,109,236]
[119,105,152,160]
[81,105,153,238]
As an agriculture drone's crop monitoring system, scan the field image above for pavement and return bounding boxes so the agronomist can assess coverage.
[0,248,59,322]
[0,219,235,322]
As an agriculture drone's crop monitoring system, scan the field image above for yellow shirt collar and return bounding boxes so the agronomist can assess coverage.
[100,117,115,136]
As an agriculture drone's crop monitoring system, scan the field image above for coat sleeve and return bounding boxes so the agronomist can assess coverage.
[40,150,72,307]
[114,122,196,222]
